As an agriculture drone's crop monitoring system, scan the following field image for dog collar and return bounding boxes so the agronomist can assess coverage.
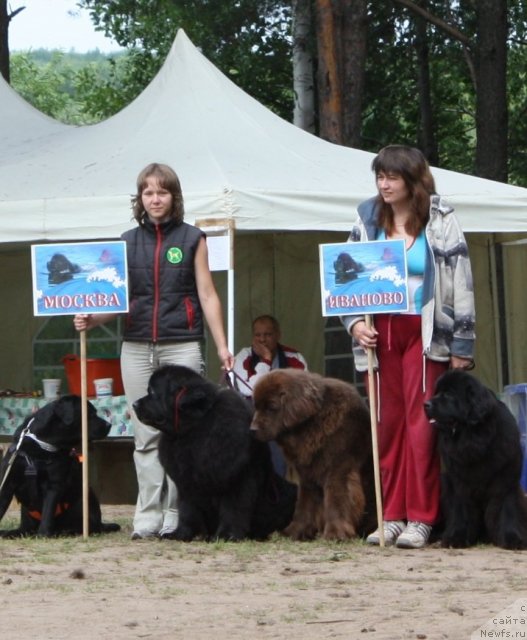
[173,387,187,432]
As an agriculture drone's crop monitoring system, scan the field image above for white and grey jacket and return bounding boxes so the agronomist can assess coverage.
[341,195,476,372]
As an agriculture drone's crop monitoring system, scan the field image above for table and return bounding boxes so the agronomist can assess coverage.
[0,395,134,439]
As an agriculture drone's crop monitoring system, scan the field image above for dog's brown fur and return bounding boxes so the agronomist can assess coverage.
[251,369,376,541]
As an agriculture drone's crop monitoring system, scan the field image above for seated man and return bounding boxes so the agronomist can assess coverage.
[233,314,307,476]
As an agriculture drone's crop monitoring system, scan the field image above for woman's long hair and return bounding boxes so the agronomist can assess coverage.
[372,145,436,237]
[131,163,185,225]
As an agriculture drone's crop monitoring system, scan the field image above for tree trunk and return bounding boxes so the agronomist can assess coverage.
[414,9,438,165]
[340,0,367,148]
[315,0,343,143]
[393,0,508,181]
[474,0,508,182]
[292,0,316,133]
[315,0,367,147]
[0,0,9,82]
[0,2,25,83]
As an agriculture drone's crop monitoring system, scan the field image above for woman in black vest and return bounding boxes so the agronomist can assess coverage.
[74,163,233,539]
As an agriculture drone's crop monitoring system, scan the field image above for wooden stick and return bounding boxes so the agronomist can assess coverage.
[365,314,384,547]
[80,330,89,540]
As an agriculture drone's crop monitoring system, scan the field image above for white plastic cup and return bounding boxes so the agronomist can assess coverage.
[42,378,62,400]
[94,377,113,398]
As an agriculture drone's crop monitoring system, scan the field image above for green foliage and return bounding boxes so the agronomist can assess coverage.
[73,52,141,120]
[507,45,527,186]
[9,50,119,124]
[361,2,477,175]
[11,52,74,120]
[9,0,293,122]
[7,1,527,185]
[358,0,527,186]
[79,0,293,119]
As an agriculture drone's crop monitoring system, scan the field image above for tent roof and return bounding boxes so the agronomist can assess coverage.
[0,75,72,152]
[1,29,527,242]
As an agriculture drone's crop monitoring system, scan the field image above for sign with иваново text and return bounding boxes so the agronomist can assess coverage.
[319,239,409,317]
[31,241,129,316]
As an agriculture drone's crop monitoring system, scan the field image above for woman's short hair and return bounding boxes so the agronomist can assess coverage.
[372,145,436,235]
[131,163,185,224]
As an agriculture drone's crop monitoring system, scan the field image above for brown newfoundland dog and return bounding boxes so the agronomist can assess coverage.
[251,369,377,541]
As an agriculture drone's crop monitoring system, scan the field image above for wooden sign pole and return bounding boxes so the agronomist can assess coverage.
[80,329,89,540]
[365,314,385,547]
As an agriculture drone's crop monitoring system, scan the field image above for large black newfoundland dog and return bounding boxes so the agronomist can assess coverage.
[0,395,120,537]
[46,252,81,285]
[424,370,527,549]
[134,365,297,541]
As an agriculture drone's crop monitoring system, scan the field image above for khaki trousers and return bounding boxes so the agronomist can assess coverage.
[120,340,203,534]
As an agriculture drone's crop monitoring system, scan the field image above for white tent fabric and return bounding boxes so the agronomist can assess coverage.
[1,29,527,243]
[0,76,72,152]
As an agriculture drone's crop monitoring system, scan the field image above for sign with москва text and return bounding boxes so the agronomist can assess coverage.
[31,241,129,316]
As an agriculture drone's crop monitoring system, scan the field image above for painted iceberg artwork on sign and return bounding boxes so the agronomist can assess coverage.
[31,241,129,316]
[319,239,409,317]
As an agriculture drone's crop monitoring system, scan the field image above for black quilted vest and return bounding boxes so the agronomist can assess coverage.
[121,218,205,343]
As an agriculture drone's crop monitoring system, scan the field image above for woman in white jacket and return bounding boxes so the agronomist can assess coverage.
[341,145,476,549]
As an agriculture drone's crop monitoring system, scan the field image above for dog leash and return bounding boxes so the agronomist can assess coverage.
[0,419,33,494]
[24,432,59,453]
[0,418,61,495]
[222,369,254,395]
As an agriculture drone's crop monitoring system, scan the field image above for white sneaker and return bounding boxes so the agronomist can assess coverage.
[131,530,159,540]
[366,520,405,546]
[396,521,432,549]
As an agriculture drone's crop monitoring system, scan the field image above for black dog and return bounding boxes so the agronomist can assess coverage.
[424,370,527,549]
[333,252,364,285]
[134,365,297,541]
[47,253,81,285]
[0,395,120,537]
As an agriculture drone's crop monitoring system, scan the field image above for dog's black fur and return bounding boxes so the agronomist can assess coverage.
[424,370,527,549]
[134,365,297,541]
[0,395,120,537]
[46,253,81,285]
[333,252,364,285]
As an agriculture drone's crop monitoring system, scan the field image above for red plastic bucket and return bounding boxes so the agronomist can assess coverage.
[62,354,124,398]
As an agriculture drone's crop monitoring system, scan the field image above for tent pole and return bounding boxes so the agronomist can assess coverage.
[489,237,507,389]
[227,266,234,355]
[194,216,235,360]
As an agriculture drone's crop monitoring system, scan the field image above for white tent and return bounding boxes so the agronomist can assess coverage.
[1,29,527,392]
[0,76,71,151]
[1,28,527,244]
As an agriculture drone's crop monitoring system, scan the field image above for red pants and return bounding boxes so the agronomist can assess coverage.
[366,314,447,525]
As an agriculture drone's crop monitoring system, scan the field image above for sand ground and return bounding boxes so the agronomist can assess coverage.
[0,504,526,640]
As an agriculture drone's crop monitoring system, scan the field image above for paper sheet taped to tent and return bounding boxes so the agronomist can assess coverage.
[319,240,409,316]
[31,241,129,316]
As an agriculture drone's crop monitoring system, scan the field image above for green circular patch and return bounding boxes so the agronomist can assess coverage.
[166,247,183,264]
